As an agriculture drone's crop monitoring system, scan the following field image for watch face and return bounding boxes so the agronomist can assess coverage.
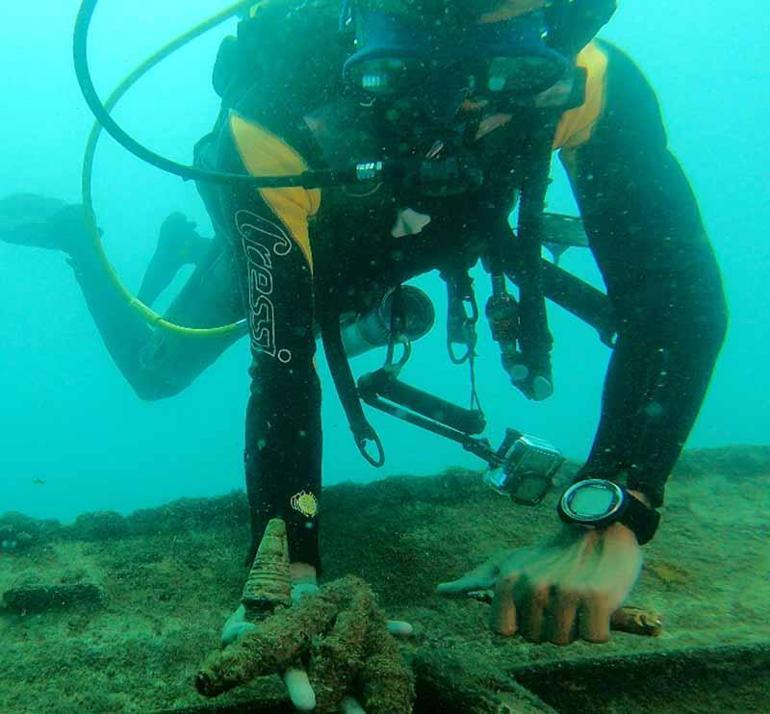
[561,479,623,523]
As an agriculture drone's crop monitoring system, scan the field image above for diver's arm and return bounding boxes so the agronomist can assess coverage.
[562,43,727,508]
[214,121,323,570]
[239,226,322,570]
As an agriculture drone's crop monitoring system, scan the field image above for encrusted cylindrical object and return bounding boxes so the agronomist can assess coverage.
[611,606,663,637]
[241,518,292,612]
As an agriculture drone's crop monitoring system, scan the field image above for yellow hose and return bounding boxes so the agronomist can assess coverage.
[81,0,256,337]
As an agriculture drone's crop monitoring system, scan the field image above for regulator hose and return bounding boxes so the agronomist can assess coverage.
[74,0,321,189]
[73,0,324,337]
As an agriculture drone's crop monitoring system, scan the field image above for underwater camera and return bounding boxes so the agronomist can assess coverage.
[484,430,564,505]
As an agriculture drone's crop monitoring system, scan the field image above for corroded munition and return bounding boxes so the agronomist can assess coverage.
[611,606,663,637]
[197,575,415,714]
[241,518,292,612]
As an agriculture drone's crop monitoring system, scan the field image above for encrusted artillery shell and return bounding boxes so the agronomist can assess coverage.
[611,606,663,637]
[2,580,104,614]
[241,518,292,612]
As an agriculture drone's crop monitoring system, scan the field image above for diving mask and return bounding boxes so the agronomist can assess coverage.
[343,5,570,101]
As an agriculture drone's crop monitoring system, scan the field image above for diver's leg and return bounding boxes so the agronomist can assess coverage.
[135,237,247,396]
[70,224,245,400]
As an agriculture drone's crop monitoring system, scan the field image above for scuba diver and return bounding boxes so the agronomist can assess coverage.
[5,0,727,662]
[185,0,726,649]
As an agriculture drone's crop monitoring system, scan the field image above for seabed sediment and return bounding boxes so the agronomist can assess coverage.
[1,446,768,713]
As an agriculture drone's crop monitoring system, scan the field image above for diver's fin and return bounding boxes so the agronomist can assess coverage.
[0,194,65,247]
[1,221,58,248]
[0,194,65,227]
[137,213,211,306]
[0,197,90,255]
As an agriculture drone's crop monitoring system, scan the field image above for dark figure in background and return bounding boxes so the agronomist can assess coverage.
[0,193,245,399]
[2,0,726,648]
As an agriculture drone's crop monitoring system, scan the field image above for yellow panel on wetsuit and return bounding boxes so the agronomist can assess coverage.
[229,112,321,270]
[553,42,610,150]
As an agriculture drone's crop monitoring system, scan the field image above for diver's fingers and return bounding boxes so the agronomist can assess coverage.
[517,582,550,642]
[341,695,367,714]
[438,549,513,597]
[490,575,518,636]
[220,604,257,646]
[578,594,612,643]
[283,666,316,712]
[220,620,257,646]
[386,620,414,637]
[548,589,579,645]
[437,575,493,595]
[436,562,500,596]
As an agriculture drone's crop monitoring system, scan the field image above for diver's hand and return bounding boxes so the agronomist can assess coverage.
[437,523,643,645]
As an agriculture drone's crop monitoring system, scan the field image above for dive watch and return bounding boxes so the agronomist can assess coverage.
[557,479,660,545]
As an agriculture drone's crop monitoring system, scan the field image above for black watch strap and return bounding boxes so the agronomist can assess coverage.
[620,492,660,545]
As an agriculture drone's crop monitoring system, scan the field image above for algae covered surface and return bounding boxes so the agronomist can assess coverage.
[0,446,768,713]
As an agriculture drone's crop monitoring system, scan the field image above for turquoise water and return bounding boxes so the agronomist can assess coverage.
[0,1,767,522]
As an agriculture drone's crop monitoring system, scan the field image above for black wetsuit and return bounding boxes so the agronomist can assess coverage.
[186,13,726,569]
[563,45,726,505]
[22,8,723,570]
